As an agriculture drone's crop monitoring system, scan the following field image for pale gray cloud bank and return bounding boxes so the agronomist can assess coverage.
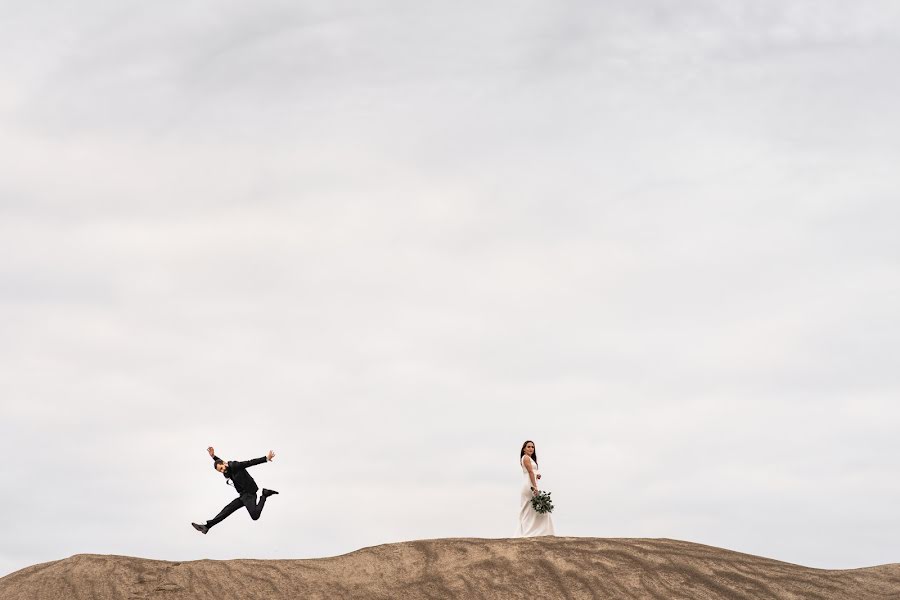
[1,0,899,576]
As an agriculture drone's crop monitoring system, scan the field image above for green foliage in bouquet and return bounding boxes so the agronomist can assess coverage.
[530,490,554,514]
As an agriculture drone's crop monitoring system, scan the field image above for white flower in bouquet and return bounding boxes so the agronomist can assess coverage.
[530,490,554,514]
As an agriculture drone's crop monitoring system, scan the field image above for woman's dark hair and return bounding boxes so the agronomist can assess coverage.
[520,440,538,468]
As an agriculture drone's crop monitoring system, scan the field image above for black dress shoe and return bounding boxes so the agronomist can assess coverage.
[192,522,209,534]
[262,489,279,498]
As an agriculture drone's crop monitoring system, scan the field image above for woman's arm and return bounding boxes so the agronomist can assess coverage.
[523,456,539,494]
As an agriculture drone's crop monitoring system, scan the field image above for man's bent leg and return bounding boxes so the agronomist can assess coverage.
[241,493,267,521]
[207,497,244,528]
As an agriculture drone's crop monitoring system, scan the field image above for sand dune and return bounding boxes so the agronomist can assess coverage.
[1,537,898,600]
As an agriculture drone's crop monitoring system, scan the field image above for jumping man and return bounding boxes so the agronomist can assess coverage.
[191,446,279,534]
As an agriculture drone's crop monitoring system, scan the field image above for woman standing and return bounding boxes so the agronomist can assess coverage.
[517,440,555,537]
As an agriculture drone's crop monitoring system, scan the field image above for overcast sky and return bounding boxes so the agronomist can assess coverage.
[2,0,899,577]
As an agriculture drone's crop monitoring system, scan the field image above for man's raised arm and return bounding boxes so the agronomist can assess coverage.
[232,451,276,470]
[207,446,221,462]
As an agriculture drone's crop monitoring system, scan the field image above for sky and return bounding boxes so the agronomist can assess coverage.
[1,0,899,577]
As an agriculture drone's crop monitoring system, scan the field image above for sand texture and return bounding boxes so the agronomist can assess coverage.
[2,537,899,600]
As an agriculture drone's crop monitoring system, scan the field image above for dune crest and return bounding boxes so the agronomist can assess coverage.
[1,537,898,600]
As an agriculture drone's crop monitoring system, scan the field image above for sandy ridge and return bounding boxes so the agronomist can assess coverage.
[1,537,898,600]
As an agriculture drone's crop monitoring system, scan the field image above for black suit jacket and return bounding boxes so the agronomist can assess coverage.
[213,454,267,495]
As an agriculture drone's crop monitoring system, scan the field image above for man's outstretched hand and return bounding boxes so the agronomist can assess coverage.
[267,450,276,462]
[208,447,215,457]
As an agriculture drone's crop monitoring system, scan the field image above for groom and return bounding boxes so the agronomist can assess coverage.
[192,446,279,534]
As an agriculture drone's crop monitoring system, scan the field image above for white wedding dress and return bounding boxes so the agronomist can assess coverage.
[516,455,555,537]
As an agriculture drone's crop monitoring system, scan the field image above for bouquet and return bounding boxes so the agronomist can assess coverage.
[530,490,554,514]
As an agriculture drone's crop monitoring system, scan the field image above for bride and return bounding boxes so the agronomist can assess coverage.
[517,440,555,537]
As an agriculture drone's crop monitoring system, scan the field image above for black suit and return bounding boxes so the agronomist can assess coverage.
[206,455,270,528]
[219,456,267,494]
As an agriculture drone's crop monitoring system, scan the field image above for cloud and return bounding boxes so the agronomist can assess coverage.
[1,0,899,577]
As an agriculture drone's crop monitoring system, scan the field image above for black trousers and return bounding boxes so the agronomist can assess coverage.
[207,492,267,528]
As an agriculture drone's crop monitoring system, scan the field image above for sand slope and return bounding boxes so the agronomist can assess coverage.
[2,537,898,600]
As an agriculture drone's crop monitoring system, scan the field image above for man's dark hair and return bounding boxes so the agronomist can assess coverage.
[214,459,225,470]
